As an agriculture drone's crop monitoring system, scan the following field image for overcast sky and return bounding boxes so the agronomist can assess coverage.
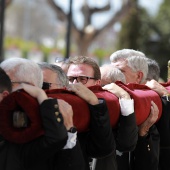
[138,0,163,15]
[55,0,163,14]
[55,0,163,29]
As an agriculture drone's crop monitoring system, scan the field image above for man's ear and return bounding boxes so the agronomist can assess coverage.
[95,79,101,86]
[2,90,10,98]
[136,71,143,84]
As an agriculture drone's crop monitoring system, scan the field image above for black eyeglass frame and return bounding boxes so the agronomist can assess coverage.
[67,76,96,85]
[42,82,63,90]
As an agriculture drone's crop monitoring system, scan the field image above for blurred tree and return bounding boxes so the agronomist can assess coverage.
[0,0,12,15]
[4,0,168,78]
[144,0,170,81]
[0,0,12,10]
[116,0,153,51]
[116,0,151,50]
[116,0,170,81]
[5,0,59,45]
[116,0,141,49]
[47,0,133,55]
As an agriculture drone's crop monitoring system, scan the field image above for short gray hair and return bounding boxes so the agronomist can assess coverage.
[110,49,148,83]
[110,49,145,62]
[0,58,43,88]
[39,62,68,87]
[100,64,126,86]
[127,56,148,83]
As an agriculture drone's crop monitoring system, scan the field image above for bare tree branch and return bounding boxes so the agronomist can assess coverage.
[94,0,132,39]
[5,0,12,7]
[81,1,111,26]
[81,1,111,14]
[0,0,12,13]
[76,0,132,45]
[47,0,80,33]
[47,0,133,55]
[47,0,67,20]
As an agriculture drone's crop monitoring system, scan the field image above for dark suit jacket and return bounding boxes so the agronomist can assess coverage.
[116,113,138,152]
[25,140,85,170]
[116,115,160,170]
[93,111,138,170]
[132,125,160,170]
[78,99,116,170]
[156,98,170,170]
[0,99,68,170]
[116,113,138,170]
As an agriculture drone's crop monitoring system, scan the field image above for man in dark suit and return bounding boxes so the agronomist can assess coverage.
[0,58,85,170]
[67,55,137,170]
[110,49,160,170]
[146,80,170,170]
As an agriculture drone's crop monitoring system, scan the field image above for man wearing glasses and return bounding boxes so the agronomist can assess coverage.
[67,60,100,87]
[38,60,115,170]
[66,56,138,170]
[66,56,116,170]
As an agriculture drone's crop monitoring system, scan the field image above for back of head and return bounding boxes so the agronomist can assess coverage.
[146,58,160,81]
[127,55,148,83]
[68,56,101,80]
[39,62,69,87]
[100,64,126,86]
[0,58,43,88]
[0,68,12,93]
[110,49,148,83]
[110,49,145,62]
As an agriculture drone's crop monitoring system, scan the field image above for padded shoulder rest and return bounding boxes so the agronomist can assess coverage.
[0,91,44,143]
[116,81,163,125]
[0,83,165,143]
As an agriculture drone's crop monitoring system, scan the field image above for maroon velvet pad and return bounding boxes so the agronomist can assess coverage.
[46,85,120,131]
[0,83,166,143]
[0,86,120,143]
[0,90,44,143]
[116,81,163,125]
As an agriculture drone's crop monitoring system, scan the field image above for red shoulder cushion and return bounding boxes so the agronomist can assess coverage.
[46,86,120,130]
[0,90,44,143]
[0,83,164,143]
[0,86,120,143]
[116,81,162,125]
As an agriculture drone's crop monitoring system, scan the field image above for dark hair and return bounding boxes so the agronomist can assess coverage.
[38,62,69,87]
[146,58,160,81]
[0,67,12,93]
[68,56,101,80]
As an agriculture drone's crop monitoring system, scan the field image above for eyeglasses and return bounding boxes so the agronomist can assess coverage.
[67,76,96,85]
[42,82,62,90]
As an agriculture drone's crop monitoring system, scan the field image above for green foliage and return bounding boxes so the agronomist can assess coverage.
[117,7,141,50]
[4,37,63,62]
[116,2,150,51]
[155,0,170,34]
[144,0,170,81]
[4,37,37,53]
[93,48,112,65]
[116,0,170,81]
